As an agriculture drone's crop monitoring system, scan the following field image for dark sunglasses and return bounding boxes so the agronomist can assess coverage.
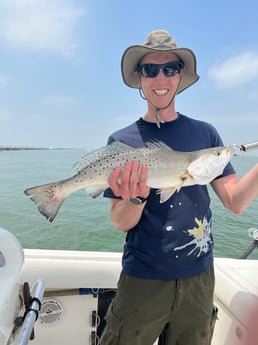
[136,61,184,78]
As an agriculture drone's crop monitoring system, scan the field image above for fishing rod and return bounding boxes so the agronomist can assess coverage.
[239,228,258,259]
[233,140,258,258]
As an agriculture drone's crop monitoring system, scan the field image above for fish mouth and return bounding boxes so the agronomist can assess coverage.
[230,145,242,157]
[227,147,235,159]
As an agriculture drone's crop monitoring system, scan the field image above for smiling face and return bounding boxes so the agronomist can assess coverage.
[135,52,183,111]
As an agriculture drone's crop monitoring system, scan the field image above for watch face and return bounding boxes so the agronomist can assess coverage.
[129,197,142,205]
[129,197,147,205]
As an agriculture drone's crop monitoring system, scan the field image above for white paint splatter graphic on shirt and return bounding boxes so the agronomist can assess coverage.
[166,225,175,232]
[174,217,212,257]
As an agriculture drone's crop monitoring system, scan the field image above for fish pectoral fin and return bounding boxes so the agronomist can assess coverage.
[156,187,177,203]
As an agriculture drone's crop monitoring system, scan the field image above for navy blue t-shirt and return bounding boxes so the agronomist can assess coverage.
[104,113,235,280]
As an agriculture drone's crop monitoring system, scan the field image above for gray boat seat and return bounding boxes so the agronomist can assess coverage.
[0,227,24,345]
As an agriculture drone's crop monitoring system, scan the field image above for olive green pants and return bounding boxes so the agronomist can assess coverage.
[100,266,215,345]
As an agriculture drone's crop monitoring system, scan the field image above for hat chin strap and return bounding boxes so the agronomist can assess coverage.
[138,74,183,128]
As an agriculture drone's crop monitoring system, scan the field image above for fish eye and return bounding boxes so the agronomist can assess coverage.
[216,151,221,156]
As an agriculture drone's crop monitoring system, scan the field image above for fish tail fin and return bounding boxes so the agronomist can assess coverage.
[24,182,66,222]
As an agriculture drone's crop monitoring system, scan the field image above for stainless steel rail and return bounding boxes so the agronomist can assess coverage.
[15,279,45,345]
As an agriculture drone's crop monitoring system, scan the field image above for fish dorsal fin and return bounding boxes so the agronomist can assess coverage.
[145,140,174,151]
[73,141,134,172]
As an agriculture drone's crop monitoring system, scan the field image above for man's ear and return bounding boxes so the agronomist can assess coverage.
[133,71,141,87]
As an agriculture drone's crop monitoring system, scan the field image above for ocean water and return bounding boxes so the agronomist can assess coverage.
[1,149,258,259]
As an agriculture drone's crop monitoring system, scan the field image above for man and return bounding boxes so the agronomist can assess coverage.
[100,30,258,345]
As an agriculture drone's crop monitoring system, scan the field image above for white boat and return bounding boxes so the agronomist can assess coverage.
[1,226,258,345]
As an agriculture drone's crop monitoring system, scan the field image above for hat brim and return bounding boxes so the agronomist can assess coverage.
[121,45,199,94]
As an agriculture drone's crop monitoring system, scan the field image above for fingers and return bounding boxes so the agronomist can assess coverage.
[127,161,140,197]
[137,164,149,198]
[108,161,150,199]
[108,167,123,197]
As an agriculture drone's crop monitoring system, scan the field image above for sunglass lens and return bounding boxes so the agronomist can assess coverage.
[139,64,159,78]
[163,62,182,76]
[163,63,177,76]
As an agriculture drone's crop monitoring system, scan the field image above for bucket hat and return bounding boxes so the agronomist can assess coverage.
[121,29,199,94]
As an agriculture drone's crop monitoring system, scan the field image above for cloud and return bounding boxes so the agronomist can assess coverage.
[0,0,86,56]
[208,52,258,89]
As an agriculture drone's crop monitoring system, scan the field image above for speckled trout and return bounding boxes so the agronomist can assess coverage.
[24,141,234,222]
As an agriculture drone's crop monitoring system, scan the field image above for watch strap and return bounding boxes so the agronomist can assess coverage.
[129,196,148,205]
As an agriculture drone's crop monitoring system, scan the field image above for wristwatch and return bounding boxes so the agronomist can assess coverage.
[129,196,148,205]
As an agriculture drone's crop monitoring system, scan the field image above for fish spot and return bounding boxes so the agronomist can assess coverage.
[178,202,182,206]
[170,204,174,208]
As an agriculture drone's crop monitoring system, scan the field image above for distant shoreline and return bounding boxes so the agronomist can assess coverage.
[0,147,48,151]
[0,147,75,151]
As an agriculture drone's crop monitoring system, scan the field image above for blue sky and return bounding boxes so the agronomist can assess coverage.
[0,0,258,149]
